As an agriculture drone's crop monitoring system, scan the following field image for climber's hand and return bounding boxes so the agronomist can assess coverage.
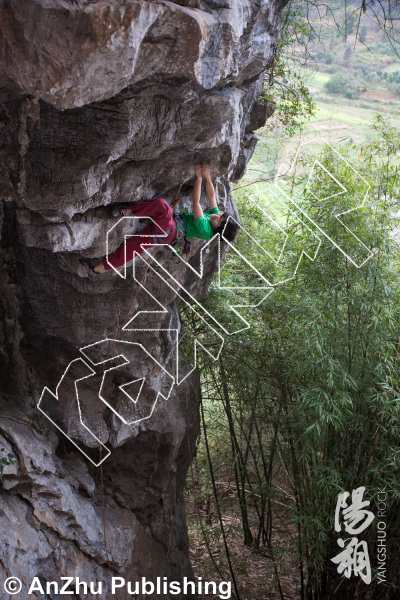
[194,164,203,179]
[202,164,211,179]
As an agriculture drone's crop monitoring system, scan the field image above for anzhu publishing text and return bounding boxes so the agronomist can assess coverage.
[28,576,232,598]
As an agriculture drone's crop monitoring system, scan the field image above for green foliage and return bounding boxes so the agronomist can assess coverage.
[189,117,400,597]
[261,2,316,135]
[325,73,356,98]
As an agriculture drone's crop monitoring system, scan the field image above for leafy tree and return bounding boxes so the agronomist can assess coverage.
[325,72,356,98]
[187,117,400,599]
[261,1,316,135]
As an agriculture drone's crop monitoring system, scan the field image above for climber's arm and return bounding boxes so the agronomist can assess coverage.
[193,164,204,221]
[202,164,217,211]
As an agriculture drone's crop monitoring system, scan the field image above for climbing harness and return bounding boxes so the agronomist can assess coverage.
[171,213,192,259]
[151,224,173,244]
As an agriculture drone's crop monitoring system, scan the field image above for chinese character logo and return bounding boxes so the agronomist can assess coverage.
[331,487,375,584]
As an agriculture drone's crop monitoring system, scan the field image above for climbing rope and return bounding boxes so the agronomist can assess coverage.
[98,181,197,574]
[99,245,158,574]
[97,184,185,572]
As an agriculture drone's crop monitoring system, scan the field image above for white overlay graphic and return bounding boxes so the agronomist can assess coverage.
[39,138,375,464]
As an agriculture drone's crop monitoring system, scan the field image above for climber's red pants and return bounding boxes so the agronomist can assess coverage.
[102,198,177,271]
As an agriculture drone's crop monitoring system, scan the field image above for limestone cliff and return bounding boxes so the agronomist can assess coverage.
[0,1,287,597]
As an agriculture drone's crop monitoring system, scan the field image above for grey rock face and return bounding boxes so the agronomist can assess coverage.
[0,0,287,596]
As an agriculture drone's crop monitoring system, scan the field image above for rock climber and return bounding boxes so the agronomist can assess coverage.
[80,164,239,277]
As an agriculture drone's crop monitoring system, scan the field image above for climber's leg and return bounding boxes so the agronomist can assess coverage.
[126,198,175,235]
[110,198,174,230]
[81,199,176,275]
[102,219,177,271]
[102,224,155,271]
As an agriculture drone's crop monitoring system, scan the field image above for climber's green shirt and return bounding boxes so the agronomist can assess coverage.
[180,207,220,240]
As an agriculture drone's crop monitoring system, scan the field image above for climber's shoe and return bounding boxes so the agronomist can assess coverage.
[79,258,99,278]
[108,205,132,218]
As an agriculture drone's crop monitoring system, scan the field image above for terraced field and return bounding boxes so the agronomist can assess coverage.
[238,64,400,208]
